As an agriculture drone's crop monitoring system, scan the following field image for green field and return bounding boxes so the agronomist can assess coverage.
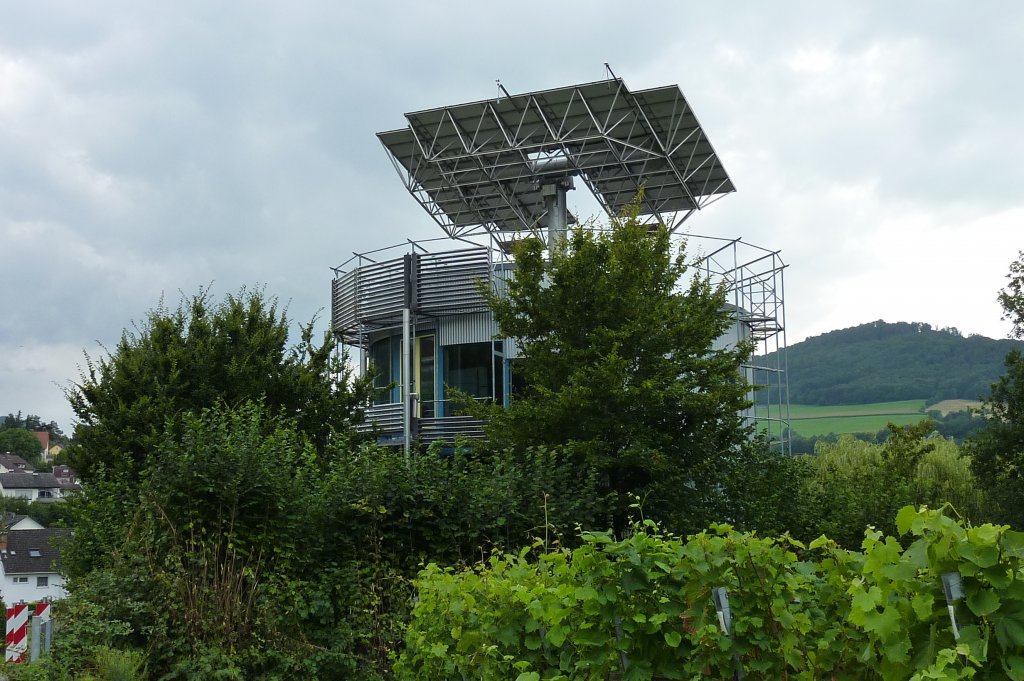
[788,399,929,437]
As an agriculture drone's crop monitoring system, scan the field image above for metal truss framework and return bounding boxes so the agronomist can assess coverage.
[332,233,791,453]
[378,78,735,246]
[690,234,791,453]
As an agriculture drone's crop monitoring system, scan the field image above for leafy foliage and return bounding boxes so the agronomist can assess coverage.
[969,349,1024,527]
[398,506,1024,681]
[794,423,985,547]
[1000,251,1024,340]
[479,210,753,533]
[59,402,604,679]
[969,253,1024,529]
[0,427,44,466]
[0,411,68,447]
[65,287,371,482]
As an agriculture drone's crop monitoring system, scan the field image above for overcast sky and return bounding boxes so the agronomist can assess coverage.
[2,1,1021,431]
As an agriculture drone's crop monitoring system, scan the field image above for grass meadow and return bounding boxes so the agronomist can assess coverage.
[787,399,929,437]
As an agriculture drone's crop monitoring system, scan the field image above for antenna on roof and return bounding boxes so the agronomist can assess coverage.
[496,79,511,100]
[604,62,617,81]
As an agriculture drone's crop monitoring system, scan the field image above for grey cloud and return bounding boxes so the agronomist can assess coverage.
[2,0,1023,429]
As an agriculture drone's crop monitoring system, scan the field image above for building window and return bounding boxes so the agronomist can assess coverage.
[444,342,504,415]
[36,576,48,587]
[13,577,27,584]
[29,549,41,558]
[370,337,394,405]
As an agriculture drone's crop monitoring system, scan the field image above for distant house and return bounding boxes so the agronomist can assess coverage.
[0,473,62,502]
[0,515,46,553]
[0,455,32,474]
[30,432,49,461]
[51,465,76,486]
[51,465,79,495]
[0,528,69,603]
[1,515,44,533]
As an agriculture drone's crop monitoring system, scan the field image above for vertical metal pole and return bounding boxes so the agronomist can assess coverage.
[543,182,569,255]
[553,184,567,248]
[402,307,411,456]
[30,616,39,662]
[44,619,52,653]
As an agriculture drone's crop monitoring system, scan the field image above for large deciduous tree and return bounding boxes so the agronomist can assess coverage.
[999,250,1024,339]
[66,287,372,482]
[0,427,44,466]
[481,209,754,533]
[969,252,1024,526]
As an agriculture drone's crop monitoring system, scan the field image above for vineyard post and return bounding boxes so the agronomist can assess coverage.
[713,586,745,681]
[941,571,964,640]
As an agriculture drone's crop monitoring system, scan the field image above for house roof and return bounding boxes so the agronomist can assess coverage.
[31,432,48,451]
[2,528,69,574]
[0,455,32,471]
[2,514,28,529]
[1,514,43,530]
[0,472,60,489]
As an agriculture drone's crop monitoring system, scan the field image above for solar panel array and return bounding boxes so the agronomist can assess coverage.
[378,78,734,238]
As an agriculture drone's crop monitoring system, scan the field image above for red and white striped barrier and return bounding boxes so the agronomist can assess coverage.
[34,602,50,624]
[5,603,28,663]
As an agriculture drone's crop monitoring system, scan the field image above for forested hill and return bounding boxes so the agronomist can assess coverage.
[762,321,1024,405]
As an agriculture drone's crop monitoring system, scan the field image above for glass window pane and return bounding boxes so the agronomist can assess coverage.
[418,336,435,418]
[370,337,392,405]
[443,342,493,405]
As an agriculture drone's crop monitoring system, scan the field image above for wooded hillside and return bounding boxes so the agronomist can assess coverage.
[760,320,1023,405]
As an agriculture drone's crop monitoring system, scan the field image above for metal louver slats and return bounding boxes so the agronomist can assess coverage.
[417,248,490,315]
[331,270,357,336]
[331,246,494,342]
[357,259,405,320]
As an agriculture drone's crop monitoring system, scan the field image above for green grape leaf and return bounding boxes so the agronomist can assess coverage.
[896,505,919,536]
[996,614,1024,648]
[863,607,903,641]
[912,593,935,620]
[1005,655,1024,681]
[967,588,1001,617]
[1003,531,1024,559]
[960,541,1000,569]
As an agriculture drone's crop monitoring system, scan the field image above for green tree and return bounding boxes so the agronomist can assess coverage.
[968,348,1024,526]
[0,427,44,466]
[797,423,985,547]
[1000,250,1024,338]
[969,252,1024,527]
[479,210,753,534]
[66,287,372,482]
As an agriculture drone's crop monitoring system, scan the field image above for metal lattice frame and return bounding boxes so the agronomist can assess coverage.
[690,235,791,453]
[332,233,791,452]
[378,78,734,245]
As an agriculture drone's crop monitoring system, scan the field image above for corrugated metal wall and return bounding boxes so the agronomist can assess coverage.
[437,313,499,345]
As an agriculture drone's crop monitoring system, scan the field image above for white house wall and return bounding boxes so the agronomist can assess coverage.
[1,572,66,604]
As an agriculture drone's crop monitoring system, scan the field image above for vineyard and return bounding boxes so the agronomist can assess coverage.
[397,506,1024,681]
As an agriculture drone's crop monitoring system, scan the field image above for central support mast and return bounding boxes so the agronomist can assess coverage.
[542,177,573,254]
